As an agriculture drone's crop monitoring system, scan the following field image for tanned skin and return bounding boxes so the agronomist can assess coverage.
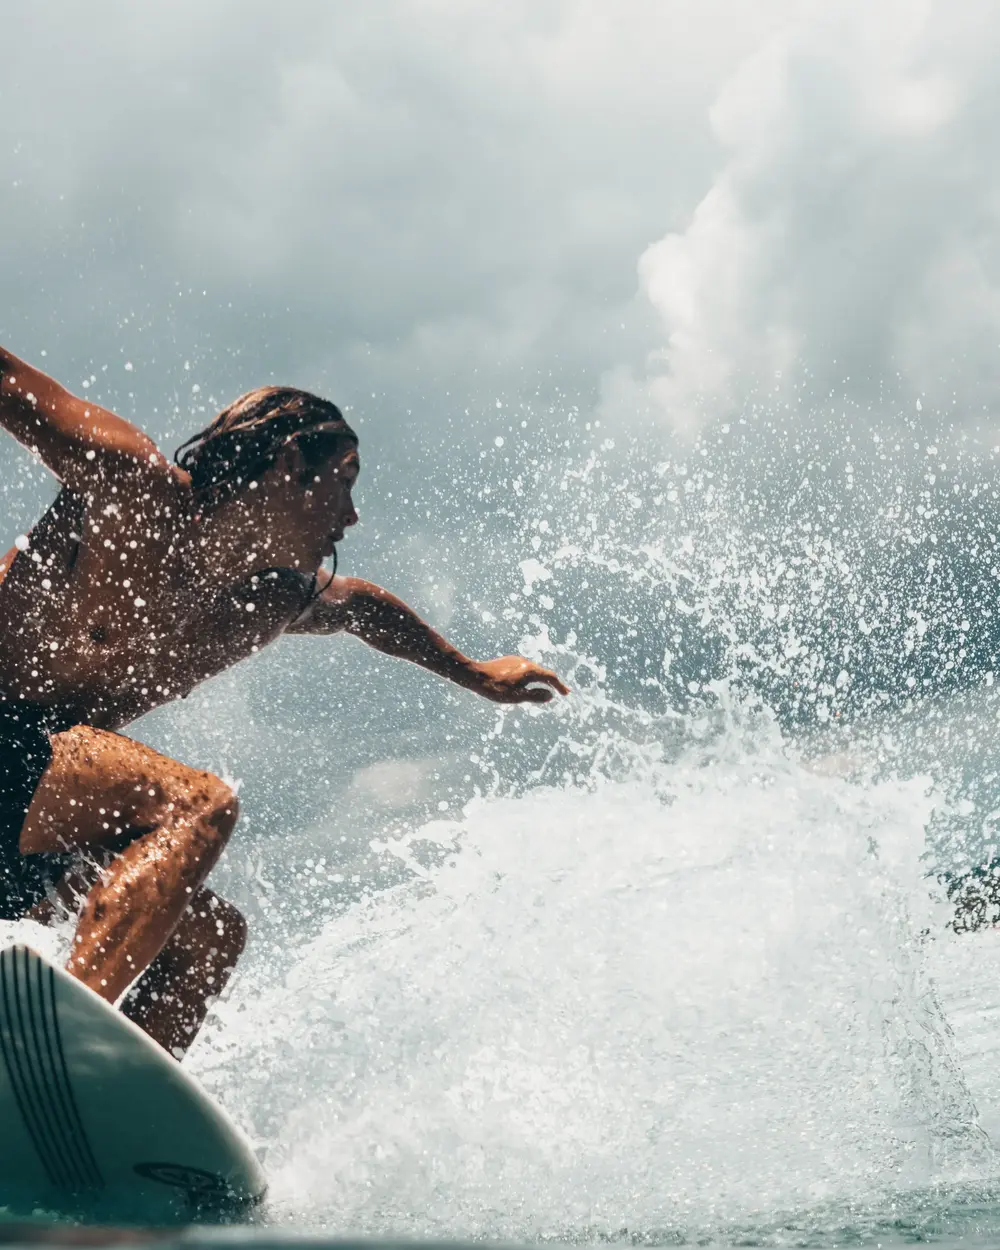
[0,345,569,1057]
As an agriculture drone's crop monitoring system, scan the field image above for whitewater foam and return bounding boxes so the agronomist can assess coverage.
[182,701,991,1240]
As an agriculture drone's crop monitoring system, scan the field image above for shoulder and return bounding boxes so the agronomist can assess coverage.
[75,454,193,516]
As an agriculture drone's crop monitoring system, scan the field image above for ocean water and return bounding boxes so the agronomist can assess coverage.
[7,424,1000,1244]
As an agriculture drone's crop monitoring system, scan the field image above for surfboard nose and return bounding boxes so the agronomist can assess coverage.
[0,943,266,1224]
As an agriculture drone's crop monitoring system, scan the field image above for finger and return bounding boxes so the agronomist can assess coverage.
[520,669,569,696]
[522,686,554,704]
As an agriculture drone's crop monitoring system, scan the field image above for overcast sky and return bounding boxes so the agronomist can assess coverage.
[625,0,1000,439]
[4,0,998,456]
[0,0,799,447]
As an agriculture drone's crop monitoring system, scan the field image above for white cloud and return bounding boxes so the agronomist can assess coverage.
[0,0,796,435]
[630,0,1000,436]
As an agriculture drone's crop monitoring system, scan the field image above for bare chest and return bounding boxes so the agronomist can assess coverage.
[0,489,313,726]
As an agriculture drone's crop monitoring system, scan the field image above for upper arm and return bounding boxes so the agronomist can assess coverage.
[0,347,164,488]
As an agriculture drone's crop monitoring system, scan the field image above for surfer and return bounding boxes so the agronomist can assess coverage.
[0,345,569,1058]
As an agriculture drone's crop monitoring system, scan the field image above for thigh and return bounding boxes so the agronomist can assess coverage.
[19,724,232,856]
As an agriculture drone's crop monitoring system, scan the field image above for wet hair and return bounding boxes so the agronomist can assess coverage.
[174,386,357,505]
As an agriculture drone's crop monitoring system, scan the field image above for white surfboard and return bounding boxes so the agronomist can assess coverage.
[0,944,266,1224]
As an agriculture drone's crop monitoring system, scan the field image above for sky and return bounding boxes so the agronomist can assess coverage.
[625,0,1000,438]
[0,0,797,449]
[4,0,1000,841]
[4,0,998,452]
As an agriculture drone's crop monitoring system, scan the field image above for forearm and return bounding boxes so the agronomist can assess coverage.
[292,575,568,704]
[343,581,480,689]
[0,345,58,450]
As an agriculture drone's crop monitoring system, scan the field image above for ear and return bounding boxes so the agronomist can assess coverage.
[276,438,309,484]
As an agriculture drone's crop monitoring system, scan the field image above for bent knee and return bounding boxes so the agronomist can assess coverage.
[197,779,240,840]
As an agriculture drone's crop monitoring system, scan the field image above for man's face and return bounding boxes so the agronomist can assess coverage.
[246,439,360,565]
[308,444,360,557]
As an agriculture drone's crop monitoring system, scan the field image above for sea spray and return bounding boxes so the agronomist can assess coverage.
[189,684,992,1239]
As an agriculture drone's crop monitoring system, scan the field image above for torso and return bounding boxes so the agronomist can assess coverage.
[0,469,315,731]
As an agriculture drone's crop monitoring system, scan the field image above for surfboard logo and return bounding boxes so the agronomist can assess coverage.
[133,1160,234,1199]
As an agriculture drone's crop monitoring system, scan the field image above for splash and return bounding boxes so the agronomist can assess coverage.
[186,682,993,1241]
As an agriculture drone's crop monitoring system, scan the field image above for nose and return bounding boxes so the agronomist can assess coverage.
[345,505,358,527]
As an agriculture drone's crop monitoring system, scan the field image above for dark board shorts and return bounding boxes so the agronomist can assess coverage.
[0,699,73,920]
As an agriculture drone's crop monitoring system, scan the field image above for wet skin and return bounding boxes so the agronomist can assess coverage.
[0,345,569,1056]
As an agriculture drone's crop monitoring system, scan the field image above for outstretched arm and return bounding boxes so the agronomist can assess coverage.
[0,344,163,488]
[289,575,570,704]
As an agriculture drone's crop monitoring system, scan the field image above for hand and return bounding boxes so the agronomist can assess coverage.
[471,656,571,704]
